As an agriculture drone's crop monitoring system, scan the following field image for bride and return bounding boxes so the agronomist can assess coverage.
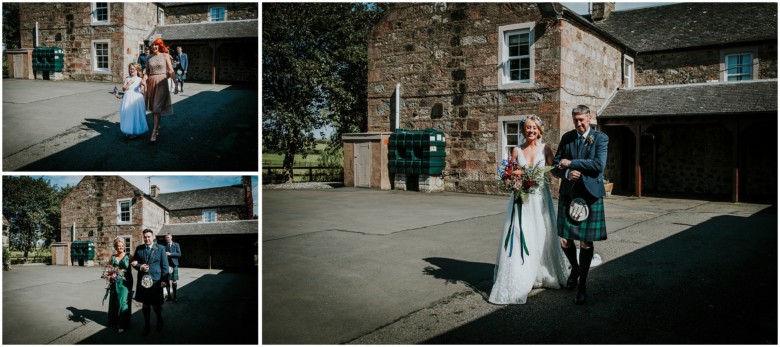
[489,115,569,304]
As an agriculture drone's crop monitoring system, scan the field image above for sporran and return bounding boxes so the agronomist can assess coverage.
[141,274,153,288]
[568,197,590,222]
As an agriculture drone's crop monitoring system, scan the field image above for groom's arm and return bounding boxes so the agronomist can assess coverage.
[570,132,609,176]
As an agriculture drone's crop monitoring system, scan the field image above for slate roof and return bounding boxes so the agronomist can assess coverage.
[155,185,246,210]
[146,19,258,41]
[598,80,778,118]
[160,220,258,236]
[592,3,778,52]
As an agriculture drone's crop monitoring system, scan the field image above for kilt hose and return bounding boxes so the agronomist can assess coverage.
[557,183,607,242]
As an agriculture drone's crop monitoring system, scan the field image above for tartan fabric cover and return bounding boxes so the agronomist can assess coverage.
[557,194,607,241]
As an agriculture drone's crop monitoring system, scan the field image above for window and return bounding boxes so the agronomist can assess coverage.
[497,115,530,160]
[117,199,132,224]
[92,2,109,24]
[623,56,634,87]
[721,48,758,81]
[203,210,217,222]
[92,40,110,73]
[725,53,753,81]
[498,23,535,89]
[119,235,132,255]
[209,6,226,22]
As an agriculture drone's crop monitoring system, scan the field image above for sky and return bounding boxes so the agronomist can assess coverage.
[33,175,259,217]
[561,2,676,15]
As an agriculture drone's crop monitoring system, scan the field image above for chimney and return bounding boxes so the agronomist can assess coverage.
[592,3,615,21]
[150,185,159,198]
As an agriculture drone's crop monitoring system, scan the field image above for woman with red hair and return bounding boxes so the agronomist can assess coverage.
[143,37,178,143]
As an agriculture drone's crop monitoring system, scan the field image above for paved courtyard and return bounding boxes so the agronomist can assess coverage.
[263,188,777,344]
[3,265,258,344]
[2,79,258,171]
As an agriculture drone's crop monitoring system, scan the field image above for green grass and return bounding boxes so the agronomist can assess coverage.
[262,143,330,166]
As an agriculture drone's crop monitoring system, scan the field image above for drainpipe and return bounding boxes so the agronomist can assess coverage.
[34,22,39,47]
[394,83,400,131]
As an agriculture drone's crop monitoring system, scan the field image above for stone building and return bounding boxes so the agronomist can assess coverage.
[364,2,777,202]
[60,176,257,269]
[146,3,258,83]
[17,2,257,83]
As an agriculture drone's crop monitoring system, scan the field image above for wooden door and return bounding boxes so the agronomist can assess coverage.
[355,142,371,187]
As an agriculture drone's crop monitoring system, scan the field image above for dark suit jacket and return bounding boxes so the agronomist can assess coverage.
[164,242,181,267]
[551,128,609,199]
[132,243,169,283]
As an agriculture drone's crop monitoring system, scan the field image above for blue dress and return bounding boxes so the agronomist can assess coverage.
[119,76,149,136]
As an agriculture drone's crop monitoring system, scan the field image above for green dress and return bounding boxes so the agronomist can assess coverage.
[107,255,134,329]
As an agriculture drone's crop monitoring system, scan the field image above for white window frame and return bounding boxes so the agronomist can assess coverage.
[118,235,132,255]
[209,6,226,22]
[117,199,132,225]
[92,40,110,73]
[203,209,217,223]
[91,2,110,25]
[721,47,758,81]
[157,7,165,25]
[623,56,634,88]
[497,22,535,90]
[497,115,532,161]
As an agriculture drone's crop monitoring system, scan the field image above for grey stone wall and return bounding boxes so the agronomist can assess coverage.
[654,125,732,195]
[164,3,258,24]
[169,207,245,224]
[635,43,777,86]
[367,3,621,194]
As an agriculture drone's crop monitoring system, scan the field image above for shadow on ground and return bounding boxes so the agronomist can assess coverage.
[422,206,777,344]
[16,84,257,171]
[72,269,258,344]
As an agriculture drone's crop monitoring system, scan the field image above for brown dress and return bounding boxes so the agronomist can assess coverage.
[145,53,173,116]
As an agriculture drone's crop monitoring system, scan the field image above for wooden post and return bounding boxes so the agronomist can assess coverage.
[729,119,740,203]
[630,124,642,198]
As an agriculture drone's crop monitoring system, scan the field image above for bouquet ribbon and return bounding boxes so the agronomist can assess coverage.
[503,201,530,263]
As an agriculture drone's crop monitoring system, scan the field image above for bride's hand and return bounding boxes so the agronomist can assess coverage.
[512,169,523,176]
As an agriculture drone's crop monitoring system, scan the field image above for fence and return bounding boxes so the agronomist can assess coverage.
[263,165,344,184]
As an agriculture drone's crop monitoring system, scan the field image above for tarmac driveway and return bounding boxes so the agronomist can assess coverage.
[2,79,258,171]
[262,188,777,344]
[3,265,258,344]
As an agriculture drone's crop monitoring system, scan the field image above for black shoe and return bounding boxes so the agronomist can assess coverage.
[142,326,150,336]
[166,295,171,302]
[574,286,587,305]
[566,269,579,289]
[174,297,178,303]
[157,320,164,332]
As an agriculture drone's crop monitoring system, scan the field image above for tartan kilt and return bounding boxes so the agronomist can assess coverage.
[557,191,607,242]
[169,265,179,281]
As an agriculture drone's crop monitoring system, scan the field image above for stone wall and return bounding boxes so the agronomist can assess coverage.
[366,3,620,194]
[19,2,158,83]
[654,125,732,195]
[164,3,258,24]
[123,2,158,76]
[168,207,245,224]
[216,40,258,82]
[60,176,166,265]
[635,43,777,86]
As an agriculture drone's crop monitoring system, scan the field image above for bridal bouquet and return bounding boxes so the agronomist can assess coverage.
[497,157,553,203]
[101,265,125,284]
[101,265,125,306]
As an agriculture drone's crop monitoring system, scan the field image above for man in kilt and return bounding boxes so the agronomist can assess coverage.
[131,229,169,335]
[551,105,609,305]
[163,234,181,302]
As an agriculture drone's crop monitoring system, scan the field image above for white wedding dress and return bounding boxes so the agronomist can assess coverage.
[489,143,570,304]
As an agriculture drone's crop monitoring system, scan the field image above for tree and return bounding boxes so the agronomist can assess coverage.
[2,177,64,260]
[262,3,390,182]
